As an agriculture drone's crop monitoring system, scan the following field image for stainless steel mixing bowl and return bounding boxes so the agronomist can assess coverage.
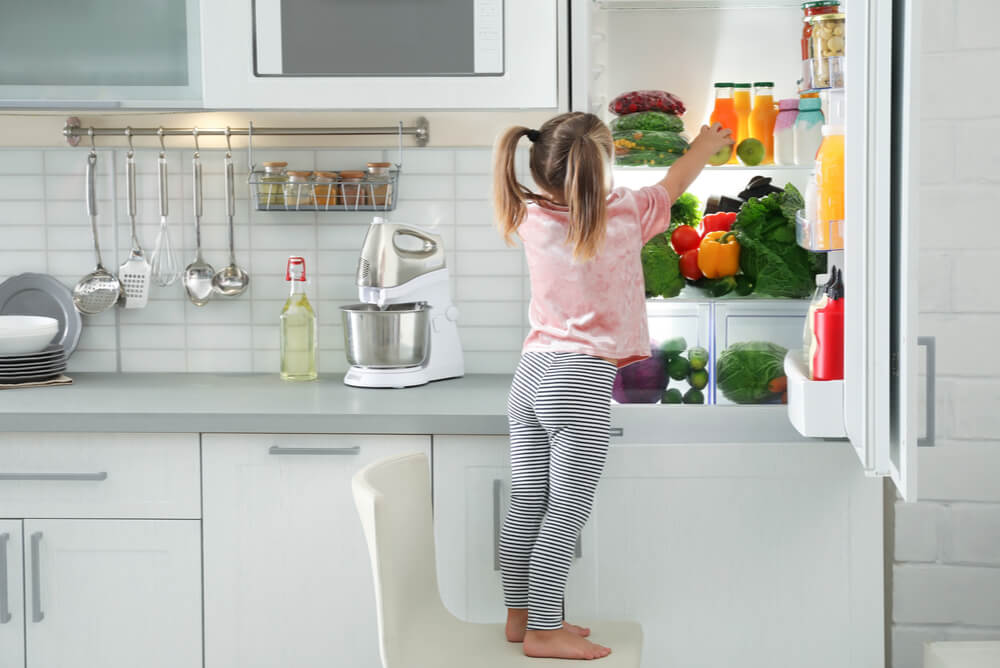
[340,302,430,368]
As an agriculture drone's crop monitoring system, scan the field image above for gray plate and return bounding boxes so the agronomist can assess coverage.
[0,274,82,357]
[0,344,65,365]
[0,369,65,384]
[0,359,67,373]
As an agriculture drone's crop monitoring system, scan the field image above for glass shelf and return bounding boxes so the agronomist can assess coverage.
[613,164,813,172]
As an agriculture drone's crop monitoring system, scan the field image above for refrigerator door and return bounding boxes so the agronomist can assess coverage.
[843,0,919,500]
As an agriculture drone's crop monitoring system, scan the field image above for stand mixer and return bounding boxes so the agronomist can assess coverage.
[341,217,464,388]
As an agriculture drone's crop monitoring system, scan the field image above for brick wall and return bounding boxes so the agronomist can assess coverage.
[892,1,1000,666]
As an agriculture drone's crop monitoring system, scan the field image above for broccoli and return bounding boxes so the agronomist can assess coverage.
[641,234,685,299]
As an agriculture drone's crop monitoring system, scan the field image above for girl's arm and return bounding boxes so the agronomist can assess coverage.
[661,123,733,199]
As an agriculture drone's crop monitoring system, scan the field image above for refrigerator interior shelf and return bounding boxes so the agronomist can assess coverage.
[613,164,815,172]
[785,350,846,438]
[598,0,803,9]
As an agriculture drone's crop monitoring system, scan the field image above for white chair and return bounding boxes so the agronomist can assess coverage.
[352,452,643,667]
[925,641,1000,668]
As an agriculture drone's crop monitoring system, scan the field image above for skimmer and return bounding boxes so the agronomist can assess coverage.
[72,150,122,315]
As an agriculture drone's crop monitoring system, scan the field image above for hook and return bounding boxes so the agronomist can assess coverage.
[157,127,166,156]
[192,127,200,157]
[224,126,232,158]
[87,127,97,155]
[125,126,134,157]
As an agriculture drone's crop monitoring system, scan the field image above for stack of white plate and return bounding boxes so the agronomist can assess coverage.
[0,316,67,384]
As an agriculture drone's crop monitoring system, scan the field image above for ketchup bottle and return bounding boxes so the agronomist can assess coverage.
[811,266,844,381]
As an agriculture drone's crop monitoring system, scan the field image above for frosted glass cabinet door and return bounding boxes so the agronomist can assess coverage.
[0,521,24,668]
[202,434,430,668]
[23,519,202,668]
[0,0,201,107]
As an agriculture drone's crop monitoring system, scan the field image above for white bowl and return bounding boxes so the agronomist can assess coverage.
[0,316,60,355]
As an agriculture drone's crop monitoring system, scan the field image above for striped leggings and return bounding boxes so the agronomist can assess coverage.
[498,351,618,630]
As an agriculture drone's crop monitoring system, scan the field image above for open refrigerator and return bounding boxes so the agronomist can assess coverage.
[570,0,924,500]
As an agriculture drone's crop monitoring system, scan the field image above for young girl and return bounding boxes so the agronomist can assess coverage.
[493,112,731,660]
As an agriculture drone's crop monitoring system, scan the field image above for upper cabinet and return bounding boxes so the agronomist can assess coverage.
[0,0,202,108]
[0,0,565,110]
[201,0,565,109]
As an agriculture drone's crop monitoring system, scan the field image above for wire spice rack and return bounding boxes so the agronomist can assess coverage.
[62,116,429,214]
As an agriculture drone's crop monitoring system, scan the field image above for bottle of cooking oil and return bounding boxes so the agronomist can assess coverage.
[280,256,317,381]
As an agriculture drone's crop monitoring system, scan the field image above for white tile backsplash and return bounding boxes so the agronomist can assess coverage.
[0,146,528,375]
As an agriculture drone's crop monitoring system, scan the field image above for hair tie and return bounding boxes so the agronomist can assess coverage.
[526,129,540,143]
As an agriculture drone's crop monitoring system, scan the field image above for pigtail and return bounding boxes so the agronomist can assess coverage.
[493,126,532,247]
[564,133,608,261]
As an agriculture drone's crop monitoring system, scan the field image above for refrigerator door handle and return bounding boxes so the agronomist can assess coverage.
[918,336,936,448]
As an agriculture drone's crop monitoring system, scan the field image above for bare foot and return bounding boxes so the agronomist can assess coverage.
[523,628,611,660]
[505,609,592,642]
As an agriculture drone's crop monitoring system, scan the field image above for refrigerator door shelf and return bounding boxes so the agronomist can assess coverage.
[785,350,846,439]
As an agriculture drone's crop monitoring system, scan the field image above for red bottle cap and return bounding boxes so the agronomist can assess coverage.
[286,256,306,282]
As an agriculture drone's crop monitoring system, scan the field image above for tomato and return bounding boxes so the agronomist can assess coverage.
[679,249,703,281]
[670,225,701,254]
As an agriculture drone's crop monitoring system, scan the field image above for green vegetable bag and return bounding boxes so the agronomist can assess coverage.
[610,111,685,133]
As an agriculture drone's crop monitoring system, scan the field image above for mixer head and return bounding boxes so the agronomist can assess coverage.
[356,217,446,289]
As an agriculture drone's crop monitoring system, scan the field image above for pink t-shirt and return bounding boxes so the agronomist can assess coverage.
[518,185,672,367]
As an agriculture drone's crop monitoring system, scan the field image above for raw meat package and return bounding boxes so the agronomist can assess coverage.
[609,90,686,116]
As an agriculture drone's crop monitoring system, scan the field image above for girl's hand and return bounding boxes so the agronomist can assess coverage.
[692,122,734,157]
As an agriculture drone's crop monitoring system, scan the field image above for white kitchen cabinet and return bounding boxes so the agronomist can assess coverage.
[0,0,202,108]
[0,521,25,668]
[202,433,430,668]
[23,519,202,668]
[433,436,594,624]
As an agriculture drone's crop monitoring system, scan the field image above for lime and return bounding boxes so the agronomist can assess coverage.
[736,138,765,166]
[659,336,688,360]
[687,346,709,371]
[683,388,705,404]
[668,356,690,381]
[689,369,709,390]
[661,388,683,404]
[708,144,733,166]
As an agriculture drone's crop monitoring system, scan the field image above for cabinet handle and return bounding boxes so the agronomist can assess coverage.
[575,535,583,559]
[268,446,360,456]
[918,337,936,448]
[0,472,108,481]
[609,427,624,438]
[0,533,9,624]
[493,478,502,572]
[30,532,43,623]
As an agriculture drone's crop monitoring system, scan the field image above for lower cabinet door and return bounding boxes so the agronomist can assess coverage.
[202,434,431,668]
[433,435,596,623]
[23,519,202,668]
[0,520,24,668]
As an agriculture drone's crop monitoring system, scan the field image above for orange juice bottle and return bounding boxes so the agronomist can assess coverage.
[814,107,845,250]
[749,82,778,165]
[710,83,738,164]
[733,83,752,146]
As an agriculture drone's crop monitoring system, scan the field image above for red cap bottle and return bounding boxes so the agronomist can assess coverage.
[812,266,844,381]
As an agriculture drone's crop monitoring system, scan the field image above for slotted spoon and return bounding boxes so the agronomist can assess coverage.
[72,151,122,315]
[118,146,151,308]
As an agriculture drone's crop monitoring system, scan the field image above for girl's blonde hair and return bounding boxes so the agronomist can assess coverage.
[493,112,613,261]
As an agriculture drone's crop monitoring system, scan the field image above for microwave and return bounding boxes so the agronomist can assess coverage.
[201,0,566,109]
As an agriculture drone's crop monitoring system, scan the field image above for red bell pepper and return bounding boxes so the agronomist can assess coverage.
[700,211,738,239]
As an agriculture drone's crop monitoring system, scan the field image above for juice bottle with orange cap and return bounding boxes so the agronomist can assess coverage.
[710,83,739,164]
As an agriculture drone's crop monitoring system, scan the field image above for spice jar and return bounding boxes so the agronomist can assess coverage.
[312,171,339,208]
[284,171,313,209]
[339,170,368,208]
[258,161,288,207]
[810,13,846,89]
[366,162,392,208]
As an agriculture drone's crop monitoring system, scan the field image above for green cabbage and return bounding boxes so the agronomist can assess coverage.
[716,341,788,404]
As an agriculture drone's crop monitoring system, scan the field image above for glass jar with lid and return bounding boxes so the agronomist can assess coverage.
[312,171,339,208]
[799,1,839,90]
[366,162,392,208]
[339,170,368,208]
[284,171,313,209]
[258,161,288,207]
[810,13,846,89]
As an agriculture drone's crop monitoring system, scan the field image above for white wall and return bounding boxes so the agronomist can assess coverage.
[891,1,1000,666]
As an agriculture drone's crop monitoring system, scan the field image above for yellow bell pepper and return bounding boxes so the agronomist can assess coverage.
[697,231,741,279]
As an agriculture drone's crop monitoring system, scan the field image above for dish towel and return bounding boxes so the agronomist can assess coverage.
[0,374,73,390]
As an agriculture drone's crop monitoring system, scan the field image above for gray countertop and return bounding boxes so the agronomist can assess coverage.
[0,372,811,443]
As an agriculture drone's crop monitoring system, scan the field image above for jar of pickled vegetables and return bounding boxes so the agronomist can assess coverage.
[284,171,313,208]
[258,161,288,207]
[800,1,839,90]
[312,171,339,208]
[811,13,846,89]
